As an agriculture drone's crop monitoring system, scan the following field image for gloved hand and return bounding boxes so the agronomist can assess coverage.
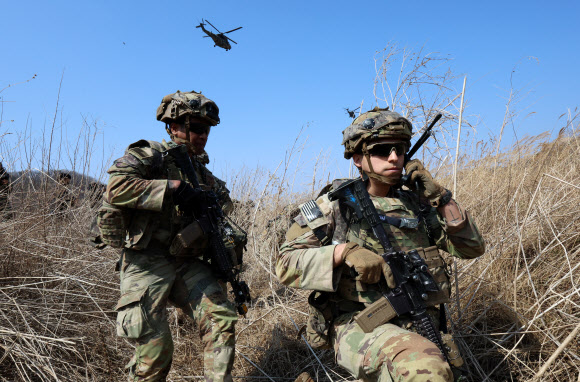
[341,243,395,288]
[171,181,205,210]
[404,159,445,206]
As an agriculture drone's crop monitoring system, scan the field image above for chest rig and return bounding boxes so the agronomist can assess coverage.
[150,141,217,249]
[300,182,451,308]
[98,140,216,251]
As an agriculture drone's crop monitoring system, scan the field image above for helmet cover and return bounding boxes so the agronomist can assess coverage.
[342,107,412,159]
[156,90,220,126]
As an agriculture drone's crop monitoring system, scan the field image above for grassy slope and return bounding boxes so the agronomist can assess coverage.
[0,128,578,381]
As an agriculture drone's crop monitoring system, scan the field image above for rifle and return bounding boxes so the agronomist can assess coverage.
[168,146,251,316]
[328,178,450,363]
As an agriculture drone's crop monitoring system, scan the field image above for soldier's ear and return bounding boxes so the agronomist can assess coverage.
[169,122,184,135]
[352,153,363,169]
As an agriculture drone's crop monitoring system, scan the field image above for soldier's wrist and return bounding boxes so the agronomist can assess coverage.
[430,188,452,207]
[333,243,348,268]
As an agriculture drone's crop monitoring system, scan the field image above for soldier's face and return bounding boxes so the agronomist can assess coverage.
[1,179,8,186]
[353,139,405,179]
[170,117,211,153]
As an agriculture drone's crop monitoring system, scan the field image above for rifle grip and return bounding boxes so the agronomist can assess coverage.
[348,267,368,291]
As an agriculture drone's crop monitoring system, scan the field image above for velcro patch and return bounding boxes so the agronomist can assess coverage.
[301,200,323,222]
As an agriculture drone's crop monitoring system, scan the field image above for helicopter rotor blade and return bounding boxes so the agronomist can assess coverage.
[205,20,222,33]
[224,26,243,34]
[226,36,237,44]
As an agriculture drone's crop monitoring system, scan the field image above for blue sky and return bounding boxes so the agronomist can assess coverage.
[1,0,578,184]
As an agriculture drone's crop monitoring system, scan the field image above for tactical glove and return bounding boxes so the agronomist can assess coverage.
[404,159,446,207]
[341,243,396,288]
[172,182,205,210]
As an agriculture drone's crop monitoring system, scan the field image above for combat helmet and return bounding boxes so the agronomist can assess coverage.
[342,107,412,159]
[156,90,220,127]
[342,107,412,184]
[157,90,220,154]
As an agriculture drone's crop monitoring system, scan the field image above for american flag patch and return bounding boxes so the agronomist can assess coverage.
[300,200,323,222]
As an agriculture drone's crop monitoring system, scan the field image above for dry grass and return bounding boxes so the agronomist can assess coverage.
[1,48,578,381]
[1,120,578,381]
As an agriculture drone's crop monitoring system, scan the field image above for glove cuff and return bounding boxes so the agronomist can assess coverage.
[340,242,360,262]
[430,188,452,207]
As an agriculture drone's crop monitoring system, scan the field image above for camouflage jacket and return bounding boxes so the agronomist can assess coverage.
[104,139,233,250]
[277,179,485,307]
[0,180,10,210]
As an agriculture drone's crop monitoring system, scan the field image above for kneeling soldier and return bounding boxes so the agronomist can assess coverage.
[276,108,485,381]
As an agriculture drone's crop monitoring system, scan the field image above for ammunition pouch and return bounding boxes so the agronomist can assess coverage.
[169,221,208,256]
[97,201,130,248]
[223,221,247,265]
[305,291,334,349]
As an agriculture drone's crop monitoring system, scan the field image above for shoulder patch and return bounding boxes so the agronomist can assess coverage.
[301,200,323,222]
[124,140,165,178]
[113,153,141,169]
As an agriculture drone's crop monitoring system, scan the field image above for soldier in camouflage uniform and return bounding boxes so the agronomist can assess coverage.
[276,108,485,382]
[104,91,240,381]
[54,172,76,212]
[0,162,13,220]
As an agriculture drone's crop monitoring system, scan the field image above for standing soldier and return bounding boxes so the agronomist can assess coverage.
[54,172,76,212]
[276,108,485,381]
[103,90,244,381]
[0,162,12,220]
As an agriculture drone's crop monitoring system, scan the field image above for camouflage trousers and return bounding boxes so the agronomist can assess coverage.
[332,312,453,382]
[116,247,238,382]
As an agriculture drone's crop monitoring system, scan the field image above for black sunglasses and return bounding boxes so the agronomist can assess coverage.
[188,122,211,135]
[368,143,406,157]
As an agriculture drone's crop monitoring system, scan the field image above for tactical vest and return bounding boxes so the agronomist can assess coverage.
[302,180,451,315]
[97,140,232,252]
[303,181,463,369]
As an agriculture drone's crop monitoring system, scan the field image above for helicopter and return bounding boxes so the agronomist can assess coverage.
[196,19,242,51]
